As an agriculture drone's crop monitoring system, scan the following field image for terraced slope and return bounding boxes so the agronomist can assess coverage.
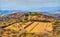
[25,22,39,32]
[24,22,53,34]
[4,21,33,30]
[4,21,53,34]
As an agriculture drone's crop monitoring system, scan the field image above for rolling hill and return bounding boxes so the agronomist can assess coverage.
[0,12,60,37]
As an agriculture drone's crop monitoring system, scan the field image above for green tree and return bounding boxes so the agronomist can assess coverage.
[24,13,29,16]
[24,18,28,20]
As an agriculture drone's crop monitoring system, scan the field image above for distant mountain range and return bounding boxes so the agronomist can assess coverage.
[0,10,28,16]
[50,13,60,19]
[0,10,60,19]
[42,10,60,19]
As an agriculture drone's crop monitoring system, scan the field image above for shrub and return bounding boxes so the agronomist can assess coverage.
[24,14,29,16]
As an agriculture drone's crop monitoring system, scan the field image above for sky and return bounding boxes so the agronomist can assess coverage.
[0,0,60,12]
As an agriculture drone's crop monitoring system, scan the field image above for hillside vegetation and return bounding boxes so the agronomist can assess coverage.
[0,12,60,37]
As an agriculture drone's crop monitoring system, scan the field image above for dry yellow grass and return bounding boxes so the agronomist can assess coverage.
[25,22,39,32]
[5,23,20,30]
[25,22,53,34]
[22,22,32,28]
[5,22,53,34]
[4,21,32,30]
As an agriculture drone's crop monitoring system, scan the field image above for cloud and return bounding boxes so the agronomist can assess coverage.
[0,0,60,10]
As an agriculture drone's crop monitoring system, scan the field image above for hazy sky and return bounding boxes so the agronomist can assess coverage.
[0,0,60,12]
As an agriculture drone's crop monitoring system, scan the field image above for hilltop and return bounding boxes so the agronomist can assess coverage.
[0,12,60,37]
[0,12,55,27]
